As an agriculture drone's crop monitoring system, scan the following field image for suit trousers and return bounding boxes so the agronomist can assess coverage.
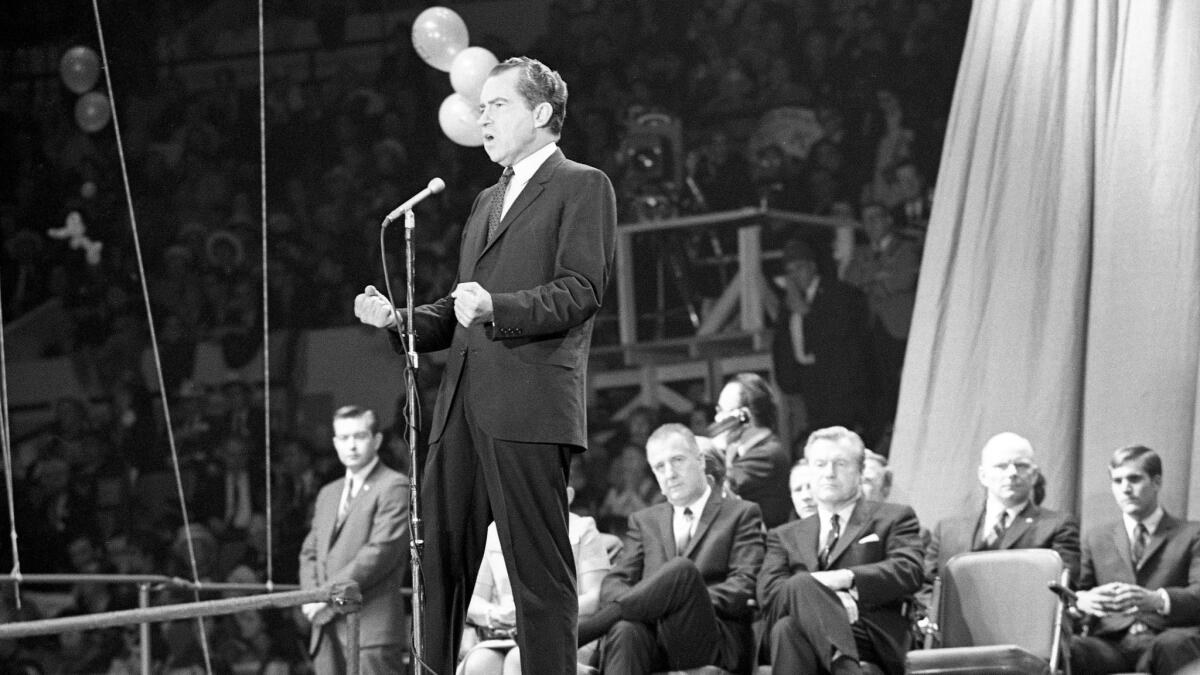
[421,361,577,675]
[768,574,884,674]
[602,557,726,674]
[311,622,405,675]
[1071,627,1200,674]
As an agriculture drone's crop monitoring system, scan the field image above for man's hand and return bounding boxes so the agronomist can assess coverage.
[810,569,855,591]
[301,601,334,626]
[452,282,494,328]
[1075,582,1156,617]
[354,285,397,329]
[1110,582,1164,614]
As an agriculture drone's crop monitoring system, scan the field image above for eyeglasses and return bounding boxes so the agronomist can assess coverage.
[333,431,373,443]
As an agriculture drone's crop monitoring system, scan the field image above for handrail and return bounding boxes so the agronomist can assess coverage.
[0,584,351,640]
[0,575,359,675]
[0,573,300,593]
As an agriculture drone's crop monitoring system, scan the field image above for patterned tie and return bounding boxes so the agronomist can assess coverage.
[819,513,840,569]
[1132,522,1148,565]
[676,507,694,555]
[985,510,1009,549]
[486,166,514,243]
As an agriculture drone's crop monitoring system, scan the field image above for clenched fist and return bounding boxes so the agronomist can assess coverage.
[354,285,398,329]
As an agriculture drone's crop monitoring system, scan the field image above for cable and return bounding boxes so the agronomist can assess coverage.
[257,0,275,592]
[89,2,212,671]
[0,274,22,610]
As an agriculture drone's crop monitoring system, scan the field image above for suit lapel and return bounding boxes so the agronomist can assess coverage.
[1113,521,1135,573]
[655,503,677,558]
[795,516,822,570]
[682,491,722,558]
[323,478,347,550]
[828,498,873,566]
[999,503,1037,549]
[476,149,563,262]
[1138,513,1176,572]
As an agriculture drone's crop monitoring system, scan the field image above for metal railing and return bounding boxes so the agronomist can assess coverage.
[0,574,360,675]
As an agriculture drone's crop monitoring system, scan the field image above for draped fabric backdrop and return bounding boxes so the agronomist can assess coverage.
[890,0,1200,531]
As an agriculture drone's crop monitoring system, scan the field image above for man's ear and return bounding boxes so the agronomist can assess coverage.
[533,101,552,128]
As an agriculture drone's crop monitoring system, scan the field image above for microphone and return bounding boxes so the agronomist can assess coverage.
[383,177,446,226]
[704,407,750,437]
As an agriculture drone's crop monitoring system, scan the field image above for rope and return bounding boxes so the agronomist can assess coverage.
[258,0,275,591]
[0,275,23,610]
[89,2,212,671]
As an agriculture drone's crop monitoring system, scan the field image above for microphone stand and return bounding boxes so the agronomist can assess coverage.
[402,210,426,672]
[379,209,427,672]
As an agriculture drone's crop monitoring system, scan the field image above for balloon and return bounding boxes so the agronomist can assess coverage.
[450,47,499,105]
[412,7,469,72]
[438,93,482,146]
[75,91,111,133]
[60,46,100,95]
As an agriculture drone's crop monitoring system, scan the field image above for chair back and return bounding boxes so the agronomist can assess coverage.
[937,549,1064,660]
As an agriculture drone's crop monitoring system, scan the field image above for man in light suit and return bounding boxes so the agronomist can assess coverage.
[354,56,616,675]
[1071,445,1200,674]
[758,426,924,675]
[579,423,765,674]
[299,405,409,674]
[924,432,1081,593]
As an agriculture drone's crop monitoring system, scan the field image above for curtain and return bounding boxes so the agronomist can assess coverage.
[890,0,1200,530]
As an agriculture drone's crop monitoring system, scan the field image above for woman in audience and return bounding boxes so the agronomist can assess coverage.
[458,487,611,675]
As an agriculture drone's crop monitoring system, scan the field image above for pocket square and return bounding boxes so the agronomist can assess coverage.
[857,533,881,544]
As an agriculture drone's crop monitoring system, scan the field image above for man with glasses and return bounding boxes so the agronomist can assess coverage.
[923,432,1080,592]
[1070,445,1200,674]
[299,405,409,674]
[757,426,924,675]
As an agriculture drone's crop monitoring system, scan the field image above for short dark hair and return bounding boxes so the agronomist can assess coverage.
[727,372,778,432]
[1109,444,1161,479]
[333,405,378,434]
[491,56,568,136]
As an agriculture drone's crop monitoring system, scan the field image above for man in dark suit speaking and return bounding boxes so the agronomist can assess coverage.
[354,56,617,675]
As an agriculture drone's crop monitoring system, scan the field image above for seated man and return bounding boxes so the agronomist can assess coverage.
[757,426,923,675]
[925,432,1080,594]
[579,423,765,674]
[1071,445,1200,674]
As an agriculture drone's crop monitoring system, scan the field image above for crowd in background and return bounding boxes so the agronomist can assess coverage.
[0,0,969,671]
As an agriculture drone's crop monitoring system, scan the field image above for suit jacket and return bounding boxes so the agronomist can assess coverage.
[925,502,1081,588]
[725,433,792,529]
[601,492,765,670]
[299,463,410,652]
[842,236,920,340]
[771,276,871,402]
[1080,513,1200,636]
[404,149,617,448]
[758,499,924,674]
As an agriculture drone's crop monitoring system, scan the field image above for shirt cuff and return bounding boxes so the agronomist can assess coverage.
[1157,588,1171,615]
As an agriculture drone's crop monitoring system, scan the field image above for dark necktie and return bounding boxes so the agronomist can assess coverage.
[486,166,514,243]
[819,513,840,569]
[1132,522,1148,564]
[676,507,694,555]
[985,510,1009,549]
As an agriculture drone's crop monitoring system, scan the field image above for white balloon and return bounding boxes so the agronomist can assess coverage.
[412,7,469,72]
[438,93,482,146]
[450,47,499,105]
